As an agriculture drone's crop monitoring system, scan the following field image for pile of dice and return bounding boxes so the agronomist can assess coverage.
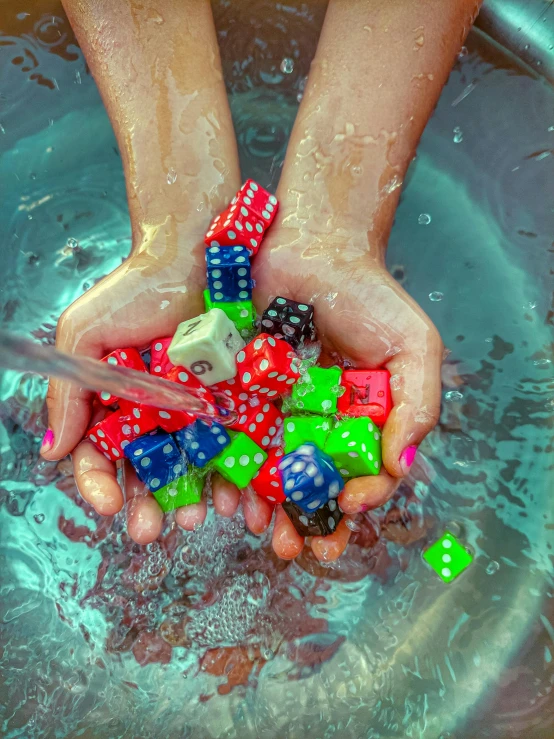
[84,181,392,537]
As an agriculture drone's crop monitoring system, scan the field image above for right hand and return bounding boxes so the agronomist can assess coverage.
[41,221,210,543]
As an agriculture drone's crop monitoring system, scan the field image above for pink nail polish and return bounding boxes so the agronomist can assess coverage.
[400,445,417,471]
[41,429,54,453]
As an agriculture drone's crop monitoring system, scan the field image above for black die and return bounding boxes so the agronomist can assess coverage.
[261,297,315,348]
[282,499,342,537]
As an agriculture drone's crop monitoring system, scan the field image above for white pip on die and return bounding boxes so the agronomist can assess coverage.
[167,309,245,386]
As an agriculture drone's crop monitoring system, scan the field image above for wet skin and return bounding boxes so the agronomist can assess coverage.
[43,0,481,561]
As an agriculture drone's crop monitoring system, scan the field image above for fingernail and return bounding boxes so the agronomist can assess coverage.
[41,429,54,453]
[399,445,417,473]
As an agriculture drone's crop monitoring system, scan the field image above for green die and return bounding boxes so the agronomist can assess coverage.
[291,366,342,415]
[283,415,331,453]
[423,531,473,582]
[203,289,254,333]
[324,417,382,478]
[212,431,267,489]
[153,472,204,512]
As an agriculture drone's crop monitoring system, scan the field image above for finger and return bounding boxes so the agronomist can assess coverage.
[339,469,399,514]
[272,506,304,560]
[42,310,105,461]
[127,494,164,544]
[72,440,124,516]
[311,518,352,562]
[242,488,274,535]
[175,500,208,531]
[212,474,241,517]
[382,335,443,478]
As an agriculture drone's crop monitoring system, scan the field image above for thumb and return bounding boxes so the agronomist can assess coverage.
[41,312,104,461]
[381,337,443,478]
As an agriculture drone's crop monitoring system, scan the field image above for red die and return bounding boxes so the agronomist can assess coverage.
[235,180,278,226]
[118,401,159,436]
[251,448,286,504]
[337,369,392,426]
[98,348,147,406]
[210,377,254,412]
[205,201,266,257]
[150,337,174,375]
[229,401,283,449]
[86,411,140,461]
[236,334,301,397]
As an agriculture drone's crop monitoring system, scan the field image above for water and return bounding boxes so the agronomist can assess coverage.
[0,330,222,417]
[1,3,554,738]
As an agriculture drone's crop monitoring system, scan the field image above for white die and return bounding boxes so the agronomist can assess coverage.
[167,309,245,385]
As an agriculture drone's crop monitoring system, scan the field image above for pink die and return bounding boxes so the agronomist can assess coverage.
[150,337,174,375]
[237,334,301,397]
[205,202,266,257]
[229,400,283,449]
[235,180,278,226]
[98,348,148,406]
[251,447,286,504]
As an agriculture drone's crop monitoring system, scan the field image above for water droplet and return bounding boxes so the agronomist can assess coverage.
[418,213,431,225]
[486,561,500,575]
[429,291,444,302]
[167,168,177,185]
[445,390,464,402]
[34,513,45,523]
[458,46,468,59]
[280,57,294,74]
[261,647,274,660]
[453,126,463,143]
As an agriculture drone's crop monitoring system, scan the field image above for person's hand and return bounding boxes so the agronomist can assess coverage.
[41,220,216,543]
[242,219,443,562]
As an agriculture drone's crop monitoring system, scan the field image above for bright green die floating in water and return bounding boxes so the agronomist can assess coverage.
[213,431,267,489]
[324,417,382,478]
[423,531,473,582]
[283,415,331,453]
[290,365,342,415]
[153,472,205,512]
[203,289,255,333]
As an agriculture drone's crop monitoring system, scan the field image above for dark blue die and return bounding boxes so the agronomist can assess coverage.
[174,420,231,468]
[124,431,185,493]
[278,443,344,514]
[206,245,252,303]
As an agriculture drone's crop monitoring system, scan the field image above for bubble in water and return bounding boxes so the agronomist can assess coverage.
[418,213,431,225]
[261,647,275,661]
[486,561,500,575]
[458,46,468,59]
[445,390,464,402]
[280,57,294,74]
[523,301,537,310]
[33,513,45,523]
[533,358,551,366]
[548,126,554,132]
[453,126,463,143]
[66,237,79,250]
[429,291,444,302]
[167,168,177,185]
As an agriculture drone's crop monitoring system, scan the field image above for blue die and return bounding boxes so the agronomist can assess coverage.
[124,431,185,493]
[206,245,252,303]
[174,420,230,468]
[278,443,344,514]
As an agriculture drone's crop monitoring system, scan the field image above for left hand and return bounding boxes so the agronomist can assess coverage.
[238,219,443,562]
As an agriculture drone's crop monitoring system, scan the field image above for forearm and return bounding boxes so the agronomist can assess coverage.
[62,0,240,251]
[278,0,481,262]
